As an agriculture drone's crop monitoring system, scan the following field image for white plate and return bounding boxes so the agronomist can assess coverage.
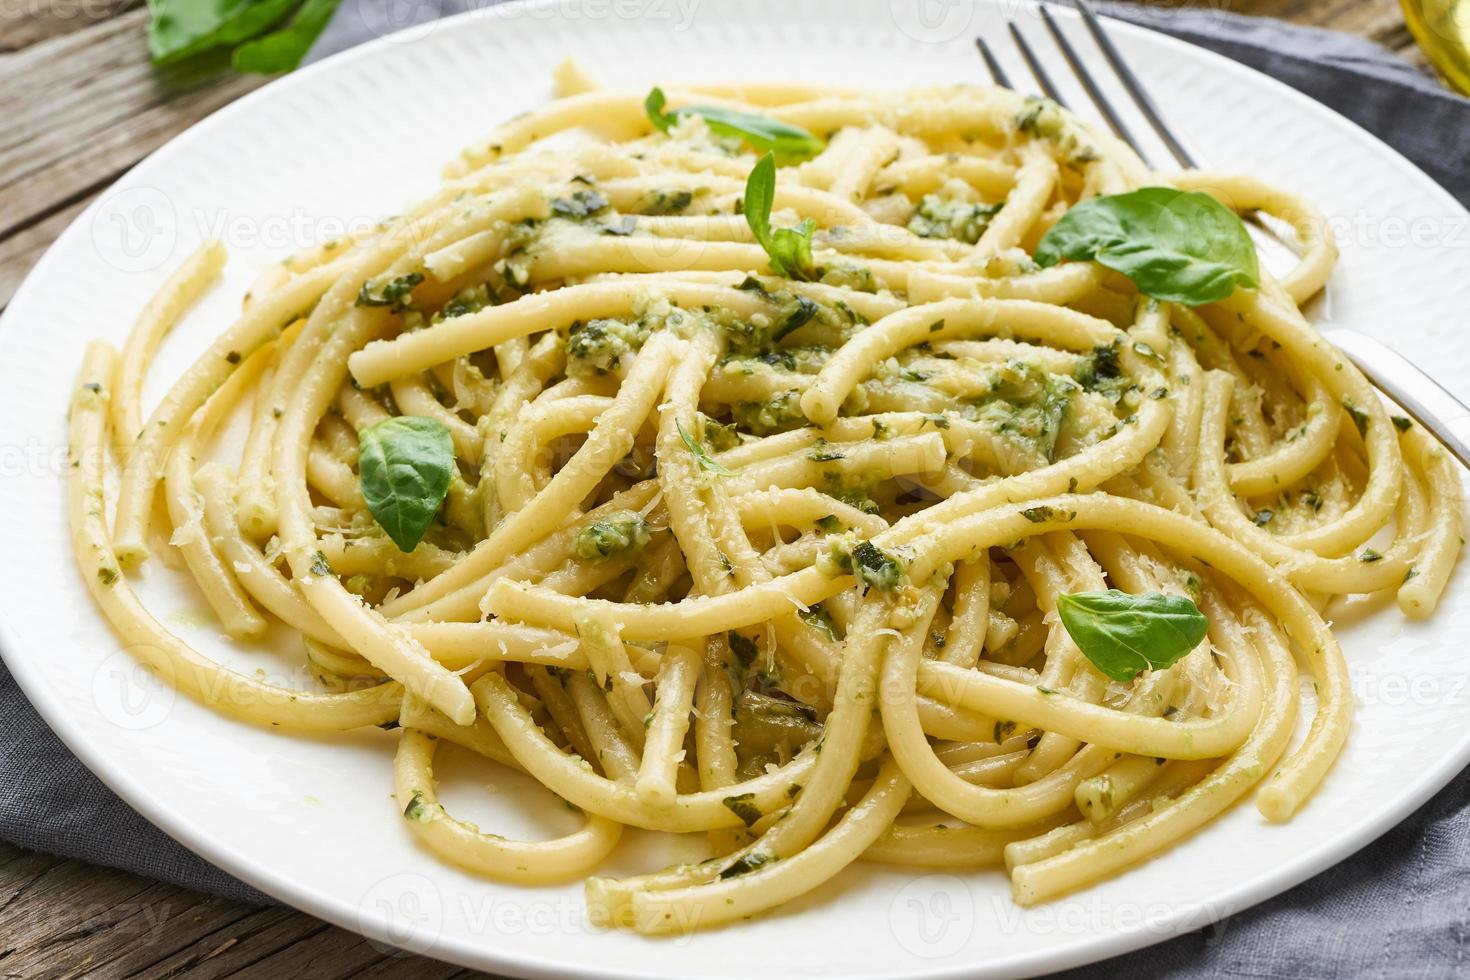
[3,1,1470,976]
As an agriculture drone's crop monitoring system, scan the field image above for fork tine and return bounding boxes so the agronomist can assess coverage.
[1071,0,1197,167]
[1008,21,1071,107]
[974,37,1014,89]
[1036,4,1151,165]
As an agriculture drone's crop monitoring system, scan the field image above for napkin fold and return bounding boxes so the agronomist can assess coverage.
[3,1,1468,973]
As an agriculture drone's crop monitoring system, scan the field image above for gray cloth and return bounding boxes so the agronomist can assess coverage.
[3,0,1469,972]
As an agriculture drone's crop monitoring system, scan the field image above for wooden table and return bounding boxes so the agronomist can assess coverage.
[0,1,1434,976]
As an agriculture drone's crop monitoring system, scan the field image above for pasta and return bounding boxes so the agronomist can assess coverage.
[68,69,1463,935]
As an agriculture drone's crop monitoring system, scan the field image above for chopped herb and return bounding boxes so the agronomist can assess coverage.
[638,189,694,215]
[403,792,434,822]
[719,852,772,879]
[722,793,763,827]
[907,195,1002,245]
[677,419,736,476]
[728,632,758,668]
[566,318,649,375]
[1253,509,1274,527]
[356,272,423,312]
[574,511,652,562]
[1391,415,1413,433]
[549,189,609,219]
[807,439,845,463]
[771,295,819,341]
[830,539,906,592]
[601,215,638,236]
[1343,400,1370,437]
[1359,548,1383,563]
[798,605,842,642]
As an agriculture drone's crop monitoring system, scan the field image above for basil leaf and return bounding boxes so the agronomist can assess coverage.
[231,0,341,72]
[1056,589,1208,682]
[744,153,818,281]
[676,419,735,476]
[147,0,299,63]
[1035,188,1259,306]
[645,87,824,164]
[358,416,454,552]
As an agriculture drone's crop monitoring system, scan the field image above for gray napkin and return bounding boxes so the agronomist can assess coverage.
[3,1,1469,972]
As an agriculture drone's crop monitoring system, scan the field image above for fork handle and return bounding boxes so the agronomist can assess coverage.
[1322,328,1470,471]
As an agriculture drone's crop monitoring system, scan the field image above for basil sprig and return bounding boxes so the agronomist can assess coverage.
[1035,188,1259,306]
[231,0,343,73]
[676,419,735,476]
[358,416,454,552]
[146,0,341,72]
[644,88,824,164]
[1056,589,1208,682]
[744,153,818,281]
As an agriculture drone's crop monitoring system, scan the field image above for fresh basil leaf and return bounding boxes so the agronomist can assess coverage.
[231,0,340,72]
[645,87,677,133]
[1035,188,1259,306]
[744,153,818,281]
[358,416,454,552]
[1056,589,1208,682]
[147,0,299,63]
[676,419,735,476]
[644,87,824,164]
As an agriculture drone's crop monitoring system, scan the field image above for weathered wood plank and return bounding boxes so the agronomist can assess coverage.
[36,884,253,980]
[116,908,331,979]
[0,0,140,54]
[0,8,265,244]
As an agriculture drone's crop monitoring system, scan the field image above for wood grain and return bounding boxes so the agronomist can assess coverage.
[0,5,264,312]
[0,1,1430,976]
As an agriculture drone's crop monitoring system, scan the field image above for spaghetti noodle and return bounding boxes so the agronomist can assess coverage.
[69,71,1463,934]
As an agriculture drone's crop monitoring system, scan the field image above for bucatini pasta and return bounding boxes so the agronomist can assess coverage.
[69,67,1463,935]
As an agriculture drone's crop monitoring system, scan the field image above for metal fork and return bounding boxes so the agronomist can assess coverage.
[977,0,1470,470]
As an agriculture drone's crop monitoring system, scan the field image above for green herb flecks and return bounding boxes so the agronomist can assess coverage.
[677,419,736,476]
[356,272,424,313]
[574,511,652,562]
